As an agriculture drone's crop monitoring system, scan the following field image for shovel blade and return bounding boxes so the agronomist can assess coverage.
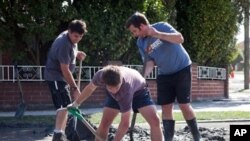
[15,103,26,118]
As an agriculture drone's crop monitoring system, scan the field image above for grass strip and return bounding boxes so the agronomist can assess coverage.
[0,111,249,126]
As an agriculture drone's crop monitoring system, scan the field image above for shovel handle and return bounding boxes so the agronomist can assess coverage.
[14,65,25,103]
[77,61,82,89]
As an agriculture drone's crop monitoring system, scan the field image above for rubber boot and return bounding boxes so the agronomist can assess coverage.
[186,118,202,141]
[162,120,175,141]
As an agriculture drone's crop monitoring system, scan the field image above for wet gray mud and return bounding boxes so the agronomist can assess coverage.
[69,119,229,141]
[107,125,229,141]
[0,120,229,141]
[66,116,229,141]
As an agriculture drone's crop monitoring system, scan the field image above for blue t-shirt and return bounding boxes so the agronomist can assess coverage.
[137,22,191,75]
[44,31,78,81]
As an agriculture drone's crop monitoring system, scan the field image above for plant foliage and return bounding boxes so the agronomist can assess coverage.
[176,0,239,66]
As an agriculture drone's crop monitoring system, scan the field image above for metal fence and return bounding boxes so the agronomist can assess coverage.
[197,66,226,80]
[0,65,157,82]
[0,65,226,82]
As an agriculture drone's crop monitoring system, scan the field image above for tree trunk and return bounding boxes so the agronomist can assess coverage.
[0,50,2,79]
[0,50,2,65]
[244,1,250,89]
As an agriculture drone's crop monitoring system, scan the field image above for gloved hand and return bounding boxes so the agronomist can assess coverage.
[67,104,82,120]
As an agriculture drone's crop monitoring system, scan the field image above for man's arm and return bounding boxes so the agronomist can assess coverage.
[148,26,184,44]
[74,82,97,106]
[60,63,80,100]
[61,63,77,88]
[143,60,155,78]
[113,111,131,141]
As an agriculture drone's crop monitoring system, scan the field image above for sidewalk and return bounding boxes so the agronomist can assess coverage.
[0,89,249,117]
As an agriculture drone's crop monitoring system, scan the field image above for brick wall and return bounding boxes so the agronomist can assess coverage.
[191,64,228,100]
[0,64,227,111]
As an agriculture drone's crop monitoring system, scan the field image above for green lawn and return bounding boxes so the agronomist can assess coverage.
[89,111,250,124]
[0,111,249,127]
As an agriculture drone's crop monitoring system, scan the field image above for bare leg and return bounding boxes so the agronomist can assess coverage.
[179,103,201,141]
[178,103,195,120]
[52,108,68,141]
[161,103,174,120]
[139,105,163,141]
[55,108,68,131]
[95,107,119,141]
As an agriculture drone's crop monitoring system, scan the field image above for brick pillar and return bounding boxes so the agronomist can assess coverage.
[224,65,229,98]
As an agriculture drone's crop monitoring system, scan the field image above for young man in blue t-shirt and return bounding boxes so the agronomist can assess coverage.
[45,19,87,141]
[126,12,201,141]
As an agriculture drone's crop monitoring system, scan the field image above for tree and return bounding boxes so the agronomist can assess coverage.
[72,0,168,65]
[175,0,238,67]
[234,0,250,89]
[0,0,170,65]
[0,0,78,65]
[243,0,249,89]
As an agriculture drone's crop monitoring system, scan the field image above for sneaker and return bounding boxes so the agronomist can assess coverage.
[52,132,67,141]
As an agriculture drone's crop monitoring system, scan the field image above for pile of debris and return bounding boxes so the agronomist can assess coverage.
[67,118,229,141]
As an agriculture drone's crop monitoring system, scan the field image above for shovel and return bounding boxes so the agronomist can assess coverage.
[72,60,83,139]
[67,107,105,141]
[129,38,151,140]
[14,64,26,118]
[77,60,82,89]
[129,112,137,141]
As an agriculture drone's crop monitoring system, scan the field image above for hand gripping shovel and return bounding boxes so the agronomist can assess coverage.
[67,107,105,141]
[14,64,26,118]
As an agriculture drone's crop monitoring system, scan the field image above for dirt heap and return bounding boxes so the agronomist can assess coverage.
[72,122,229,141]
[106,125,229,141]
[65,115,229,141]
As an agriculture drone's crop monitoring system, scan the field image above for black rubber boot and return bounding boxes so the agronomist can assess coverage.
[163,120,175,141]
[186,118,202,141]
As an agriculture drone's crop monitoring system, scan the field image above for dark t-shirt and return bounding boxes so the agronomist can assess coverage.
[44,31,78,81]
[92,66,146,112]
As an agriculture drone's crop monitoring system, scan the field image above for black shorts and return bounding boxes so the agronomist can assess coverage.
[46,81,72,109]
[156,65,191,105]
[104,88,154,113]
